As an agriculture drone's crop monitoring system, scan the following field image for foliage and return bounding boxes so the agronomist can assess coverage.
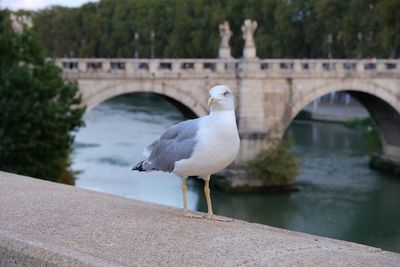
[29,0,400,59]
[369,154,400,176]
[343,118,382,155]
[0,10,85,184]
[247,136,298,186]
[343,117,374,132]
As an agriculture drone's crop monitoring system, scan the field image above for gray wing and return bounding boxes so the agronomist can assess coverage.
[145,119,199,172]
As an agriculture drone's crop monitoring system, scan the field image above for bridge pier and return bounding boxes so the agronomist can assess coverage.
[384,145,400,160]
[235,134,267,166]
[235,59,269,165]
[349,91,400,176]
[370,146,400,176]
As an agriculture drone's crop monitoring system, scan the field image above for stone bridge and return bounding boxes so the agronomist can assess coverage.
[56,58,400,165]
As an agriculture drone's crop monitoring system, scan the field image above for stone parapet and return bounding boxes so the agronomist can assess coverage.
[57,58,400,79]
[1,171,400,266]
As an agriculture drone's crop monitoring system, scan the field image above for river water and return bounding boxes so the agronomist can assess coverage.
[71,93,400,253]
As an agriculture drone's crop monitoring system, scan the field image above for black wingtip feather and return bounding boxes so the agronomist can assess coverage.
[132,161,146,172]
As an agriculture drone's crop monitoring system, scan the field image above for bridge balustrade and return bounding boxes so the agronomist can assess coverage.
[56,58,399,78]
[256,59,399,74]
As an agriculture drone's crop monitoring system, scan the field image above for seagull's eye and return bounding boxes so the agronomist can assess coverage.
[223,91,230,96]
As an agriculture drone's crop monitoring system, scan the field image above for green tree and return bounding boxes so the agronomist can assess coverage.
[0,10,85,184]
[30,0,400,59]
[376,0,400,57]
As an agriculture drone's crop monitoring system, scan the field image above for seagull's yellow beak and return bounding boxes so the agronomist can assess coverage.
[208,98,217,106]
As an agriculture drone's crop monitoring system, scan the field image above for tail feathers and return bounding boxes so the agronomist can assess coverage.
[132,161,147,172]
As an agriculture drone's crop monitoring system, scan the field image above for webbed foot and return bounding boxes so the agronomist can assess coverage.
[183,211,205,219]
[208,214,233,222]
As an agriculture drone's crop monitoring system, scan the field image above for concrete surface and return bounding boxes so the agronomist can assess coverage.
[0,171,399,267]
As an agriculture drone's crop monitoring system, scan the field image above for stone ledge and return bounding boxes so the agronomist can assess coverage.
[0,171,399,267]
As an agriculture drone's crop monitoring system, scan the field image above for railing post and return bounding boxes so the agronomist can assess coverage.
[132,61,141,71]
[376,61,386,72]
[270,61,280,72]
[149,60,158,73]
[315,62,323,72]
[293,61,302,72]
[78,60,86,72]
[125,60,134,74]
[172,61,180,73]
[102,60,110,73]
[336,61,344,73]
[216,61,225,73]
[194,62,203,73]
[356,61,364,73]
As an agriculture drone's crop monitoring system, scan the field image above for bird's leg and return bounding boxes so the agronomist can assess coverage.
[181,177,204,219]
[204,179,214,218]
[204,177,233,222]
[182,177,188,210]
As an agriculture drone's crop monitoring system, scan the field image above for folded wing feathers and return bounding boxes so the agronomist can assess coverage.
[140,120,199,172]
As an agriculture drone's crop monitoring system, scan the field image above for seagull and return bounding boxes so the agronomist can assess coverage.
[132,85,240,221]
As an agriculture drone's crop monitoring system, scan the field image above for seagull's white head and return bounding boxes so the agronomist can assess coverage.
[208,85,234,112]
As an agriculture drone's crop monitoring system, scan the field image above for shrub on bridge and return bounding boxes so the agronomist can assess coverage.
[247,136,298,186]
[0,10,85,184]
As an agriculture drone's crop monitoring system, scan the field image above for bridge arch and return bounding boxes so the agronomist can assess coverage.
[285,80,400,158]
[81,81,209,118]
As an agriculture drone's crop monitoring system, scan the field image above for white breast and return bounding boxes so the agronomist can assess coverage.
[173,111,240,178]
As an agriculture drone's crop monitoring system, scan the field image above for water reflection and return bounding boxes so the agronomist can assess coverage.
[72,93,400,252]
[298,121,364,150]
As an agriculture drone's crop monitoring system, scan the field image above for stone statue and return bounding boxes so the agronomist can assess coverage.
[10,14,33,34]
[218,21,232,58]
[241,19,258,59]
[219,21,232,49]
